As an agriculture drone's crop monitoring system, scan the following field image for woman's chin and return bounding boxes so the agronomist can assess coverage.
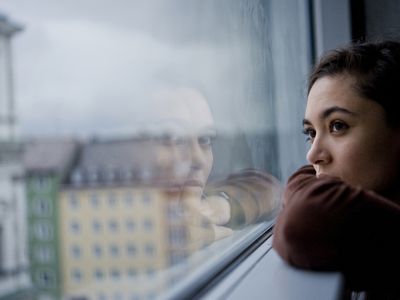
[182,186,203,198]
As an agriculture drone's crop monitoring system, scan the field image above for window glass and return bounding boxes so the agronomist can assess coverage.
[90,192,99,208]
[34,246,54,263]
[33,177,52,192]
[34,196,52,216]
[34,221,53,240]
[0,0,311,299]
[35,269,56,288]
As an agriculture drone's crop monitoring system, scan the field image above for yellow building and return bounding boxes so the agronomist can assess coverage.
[59,186,174,296]
[57,139,200,299]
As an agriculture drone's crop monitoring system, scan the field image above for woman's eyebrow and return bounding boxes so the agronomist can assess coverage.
[321,106,357,119]
[303,106,357,126]
[197,126,217,137]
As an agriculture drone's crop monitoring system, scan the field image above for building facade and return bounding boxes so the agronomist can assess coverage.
[0,142,31,299]
[58,138,210,299]
[24,139,78,300]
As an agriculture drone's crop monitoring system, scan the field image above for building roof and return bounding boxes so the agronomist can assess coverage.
[66,137,155,186]
[78,138,150,169]
[23,138,79,175]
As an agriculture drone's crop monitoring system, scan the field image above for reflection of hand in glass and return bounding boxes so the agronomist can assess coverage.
[205,169,282,229]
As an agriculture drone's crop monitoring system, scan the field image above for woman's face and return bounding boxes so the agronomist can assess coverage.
[149,87,215,196]
[304,74,400,195]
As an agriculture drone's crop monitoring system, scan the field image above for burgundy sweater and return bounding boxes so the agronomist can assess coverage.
[273,165,400,292]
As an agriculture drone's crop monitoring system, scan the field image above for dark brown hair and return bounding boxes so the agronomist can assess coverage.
[308,40,400,127]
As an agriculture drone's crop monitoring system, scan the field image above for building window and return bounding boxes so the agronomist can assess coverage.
[122,168,133,182]
[169,226,187,246]
[142,192,151,205]
[68,193,79,209]
[93,244,102,257]
[106,169,116,183]
[34,197,52,216]
[36,269,55,288]
[126,244,137,257]
[90,192,99,208]
[70,221,81,234]
[144,243,155,257]
[127,268,137,278]
[146,267,155,277]
[108,192,117,207]
[125,219,135,232]
[34,246,54,263]
[124,192,133,206]
[71,245,81,259]
[92,220,102,233]
[143,218,153,231]
[166,201,184,222]
[108,219,118,232]
[88,169,99,184]
[71,268,83,283]
[169,252,187,265]
[33,176,52,192]
[110,268,120,280]
[94,268,104,281]
[109,244,119,257]
[71,169,84,186]
[34,221,53,240]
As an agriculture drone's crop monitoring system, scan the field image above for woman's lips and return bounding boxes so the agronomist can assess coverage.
[184,179,204,187]
[313,165,327,178]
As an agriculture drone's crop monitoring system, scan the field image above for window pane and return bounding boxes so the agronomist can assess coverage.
[0,0,311,299]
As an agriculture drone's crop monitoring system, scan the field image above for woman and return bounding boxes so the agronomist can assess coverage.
[273,41,400,298]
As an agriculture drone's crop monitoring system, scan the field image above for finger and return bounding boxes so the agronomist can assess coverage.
[213,224,233,240]
[204,196,231,225]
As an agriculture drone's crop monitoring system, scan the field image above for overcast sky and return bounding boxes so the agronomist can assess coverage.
[1,0,272,139]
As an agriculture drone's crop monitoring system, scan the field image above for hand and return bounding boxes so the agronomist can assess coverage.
[183,193,233,243]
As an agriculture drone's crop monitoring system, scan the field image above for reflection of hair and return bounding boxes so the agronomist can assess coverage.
[308,40,400,127]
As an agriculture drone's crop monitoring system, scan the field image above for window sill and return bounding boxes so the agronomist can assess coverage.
[204,235,344,300]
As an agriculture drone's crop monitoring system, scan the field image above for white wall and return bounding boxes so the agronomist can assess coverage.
[0,157,31,297]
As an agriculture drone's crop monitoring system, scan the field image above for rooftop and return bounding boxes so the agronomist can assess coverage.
[23,138,79,174]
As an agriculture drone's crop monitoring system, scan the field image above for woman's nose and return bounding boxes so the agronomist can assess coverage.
[306,136,331,165]
[189,139,204,169]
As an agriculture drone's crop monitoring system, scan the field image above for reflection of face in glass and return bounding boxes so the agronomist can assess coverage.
[148,87,215,197]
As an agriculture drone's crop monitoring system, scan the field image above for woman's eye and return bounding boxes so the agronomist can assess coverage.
[198,135,213,146]
[330,121,349,133]
[302,128,316,143]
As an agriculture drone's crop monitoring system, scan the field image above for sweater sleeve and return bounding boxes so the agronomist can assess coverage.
[272,165,400,291]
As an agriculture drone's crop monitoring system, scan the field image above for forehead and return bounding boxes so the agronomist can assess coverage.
[149,87,215,134]
[306,75,369,118]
